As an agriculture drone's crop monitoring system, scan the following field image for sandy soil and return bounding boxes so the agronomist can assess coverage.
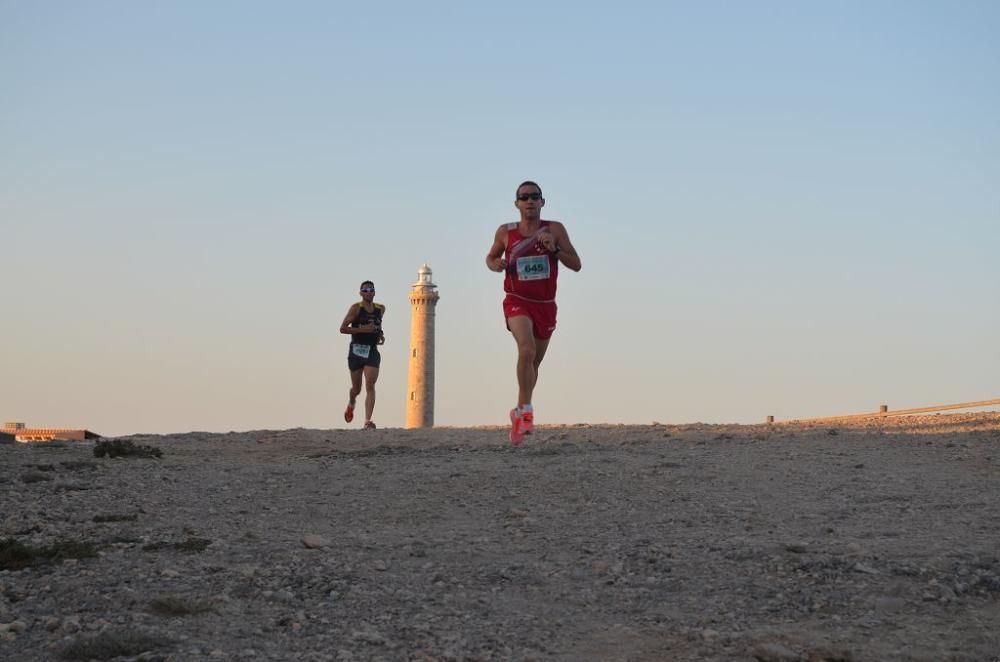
[1,413,999,661]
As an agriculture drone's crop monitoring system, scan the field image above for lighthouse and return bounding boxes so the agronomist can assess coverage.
[406,264,440,428]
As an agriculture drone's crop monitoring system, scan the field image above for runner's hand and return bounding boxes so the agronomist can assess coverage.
[537,230,556,252]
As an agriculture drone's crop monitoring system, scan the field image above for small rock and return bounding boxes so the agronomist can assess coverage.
[752,642,800,662]
[302,535,331,549]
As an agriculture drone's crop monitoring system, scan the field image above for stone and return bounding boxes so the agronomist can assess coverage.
[751,642,800,661]
[302,535,331,549]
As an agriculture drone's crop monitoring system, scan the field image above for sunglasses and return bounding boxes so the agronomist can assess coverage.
[517,193,542,201]
[360,288,375,293]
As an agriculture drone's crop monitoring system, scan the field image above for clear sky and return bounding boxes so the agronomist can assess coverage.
[2,1,998,436]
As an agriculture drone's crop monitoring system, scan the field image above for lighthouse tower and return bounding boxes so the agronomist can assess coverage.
[406,264,440,428]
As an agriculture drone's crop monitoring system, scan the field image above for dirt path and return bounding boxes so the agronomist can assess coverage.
[2,414,999,661]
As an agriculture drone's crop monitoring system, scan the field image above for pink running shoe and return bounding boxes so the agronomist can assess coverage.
[509,408,525,446]
[521,410,534,435]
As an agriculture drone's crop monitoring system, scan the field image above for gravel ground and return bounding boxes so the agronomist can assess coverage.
[1,413,999,662]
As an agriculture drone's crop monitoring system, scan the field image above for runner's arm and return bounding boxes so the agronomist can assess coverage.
[549,222,582,272]
[485,225,508,272]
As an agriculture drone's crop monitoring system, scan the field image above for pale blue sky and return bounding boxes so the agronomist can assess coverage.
[2,1,998,436]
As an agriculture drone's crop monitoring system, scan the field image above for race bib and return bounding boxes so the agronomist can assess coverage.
[351,343,371,358]
[516,255,551,281]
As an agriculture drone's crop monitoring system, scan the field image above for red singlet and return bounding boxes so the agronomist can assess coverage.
[503,221,559,303]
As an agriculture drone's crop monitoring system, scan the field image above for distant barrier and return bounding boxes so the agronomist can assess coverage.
[766,398,1000,424]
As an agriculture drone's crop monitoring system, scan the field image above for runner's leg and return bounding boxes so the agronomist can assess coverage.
[531,337,550,392]
[345,367,362,422]
[349,369,362,406]
[507,315,537,407]
[363,365,379,422]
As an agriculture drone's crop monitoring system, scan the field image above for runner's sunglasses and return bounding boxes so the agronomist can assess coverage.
[516,193,542,201]
[360,288,375,293]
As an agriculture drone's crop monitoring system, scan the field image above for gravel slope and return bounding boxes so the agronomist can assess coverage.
[2,413,999,661]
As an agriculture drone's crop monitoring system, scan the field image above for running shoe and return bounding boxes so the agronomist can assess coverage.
[509,408,524,446]
[521,410,534,434]
[344,404,354,423]
[363,421,377,430]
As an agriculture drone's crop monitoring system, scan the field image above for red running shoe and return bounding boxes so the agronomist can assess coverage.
[509,408,525,446]
[344,404,354,423]
[521,410,534,434]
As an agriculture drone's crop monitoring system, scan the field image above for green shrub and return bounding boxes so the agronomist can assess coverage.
[142,537,211,553]
[0,538,35,570]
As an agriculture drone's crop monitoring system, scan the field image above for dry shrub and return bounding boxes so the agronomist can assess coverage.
[60,629,172,660]
[0,538,98,570]
[93,439,163,459]
[20,472,54,483]
[93,513,139,523]
[148,595,215,617]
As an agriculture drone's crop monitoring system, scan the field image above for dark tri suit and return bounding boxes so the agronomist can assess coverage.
[347,303,384,371]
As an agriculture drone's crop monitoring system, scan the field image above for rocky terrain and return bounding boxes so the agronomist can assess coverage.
[1,413,999,661]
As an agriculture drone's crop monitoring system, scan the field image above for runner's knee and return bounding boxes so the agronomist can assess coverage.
[518,344,536,364]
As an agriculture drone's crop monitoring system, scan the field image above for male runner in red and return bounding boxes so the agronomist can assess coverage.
[485,181,582,444]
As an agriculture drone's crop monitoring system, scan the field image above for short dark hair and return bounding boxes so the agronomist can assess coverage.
[516,180,543,198]
[360,280,374,289]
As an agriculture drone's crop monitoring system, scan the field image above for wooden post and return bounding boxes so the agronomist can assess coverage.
[765,415,774,423]
[879,405,888,414]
